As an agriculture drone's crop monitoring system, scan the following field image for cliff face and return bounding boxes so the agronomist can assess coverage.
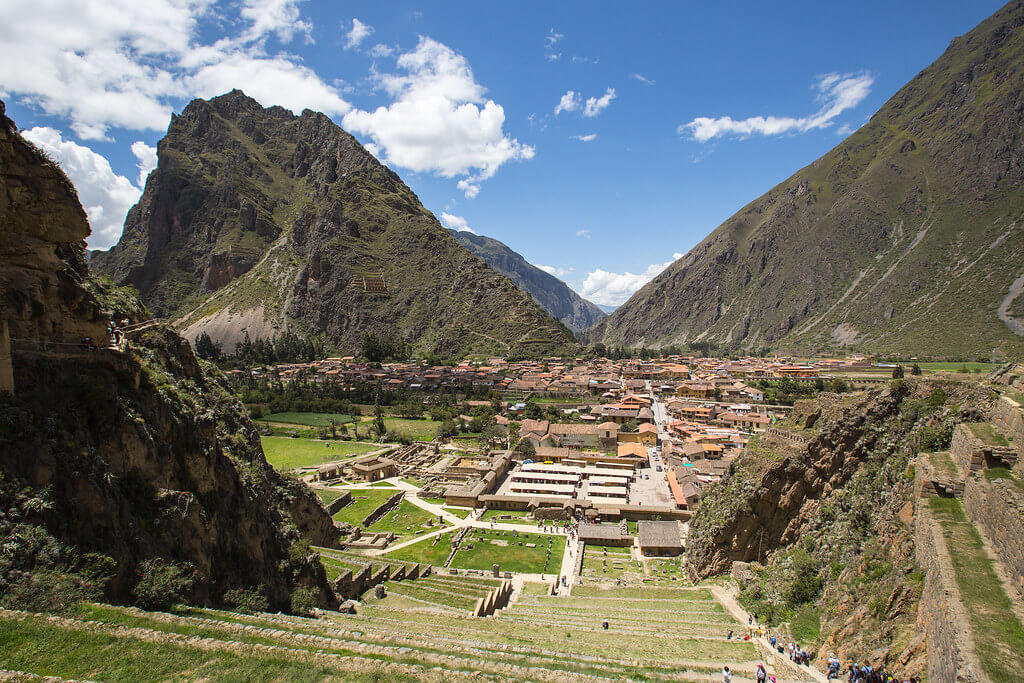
[686,381,992,675]
[0,99,338,610]
[587,0,1024,359]
[92,90,578,358]
[446,229,605,335]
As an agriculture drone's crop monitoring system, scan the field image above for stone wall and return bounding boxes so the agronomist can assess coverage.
[964,474,1024,597]
[361,492,403,528]
[913,501,982,682]
[951,424,984,473]
[992,396,1024,477]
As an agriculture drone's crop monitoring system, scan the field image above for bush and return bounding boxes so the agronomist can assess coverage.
[287,539,313,569]
[0,570,102,614]
[132,558,194,611]
[224,586,269,614]
[290,585,318,615]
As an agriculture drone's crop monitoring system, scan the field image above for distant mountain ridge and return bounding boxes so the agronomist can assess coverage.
[91,90,577,358]
[586,0,1024,359]
[446,228,605,335]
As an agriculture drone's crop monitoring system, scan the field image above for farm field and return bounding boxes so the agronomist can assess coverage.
[260,437,379,471]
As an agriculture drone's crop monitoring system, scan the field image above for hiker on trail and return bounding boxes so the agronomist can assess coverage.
[726,629,732,640]
[755,663,767,683]
[721,666,732,683]
[827,653,840,679]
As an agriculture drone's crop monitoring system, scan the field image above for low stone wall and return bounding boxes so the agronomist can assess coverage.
[915,453,964,499]
[964,474,1024,598]
[951,424,984,473]
[764,426,808,446]
[992,396,1024,478]
[913,502,982,682]
[361,492,404,528]
[325,491,353,515]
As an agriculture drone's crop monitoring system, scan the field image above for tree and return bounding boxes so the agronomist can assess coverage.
[517,438,536,458]
[373,393,386,439]
[133,559,194,611]
[892,365,905,379]
[194,332,221,361]
[910,363,922,376]
[290,586,318,616]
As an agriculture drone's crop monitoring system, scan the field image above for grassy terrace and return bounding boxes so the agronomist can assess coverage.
[260,436,379,471]
[381,531,456,566]
[363,500,440,539]
[581,543,638,580]
[983,467,1024,494]
[313,487,349,505]
[966,422,1012,448]
[928,451,960,478]
[928,497,1024,681]
[331,489,401,527]
[257,412,357,426]
[451,529,564,574]
[381,418,441,442]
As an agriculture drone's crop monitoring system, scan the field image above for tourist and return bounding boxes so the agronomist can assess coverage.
[755,663,767,682]
[722,666,732,682]
[827,653,840,679]
[726,629,733,640]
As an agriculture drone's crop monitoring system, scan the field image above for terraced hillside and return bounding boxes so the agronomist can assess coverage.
[91,90,577,358]
[586,0,1024,358]
[0,584,818,682]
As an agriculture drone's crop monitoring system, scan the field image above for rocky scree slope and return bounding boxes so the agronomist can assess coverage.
[0,99,337,611]
[92,90,577,358]
[587,0,1024,359]
[686,380,991,675]
[446,228,605,335]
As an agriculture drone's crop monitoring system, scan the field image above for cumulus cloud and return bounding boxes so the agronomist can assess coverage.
[536,264,571,278]
[631,73,655,85]
[23,127,142,249]
[368,43,394,57]
[456,179,481,199]
[440,212,475,234]
[579,254,682,307]
[571,134,596,142]
[130,141,158,187]
[344,18,373,49]
[583,88,616,117]
[0,0,351,140]
[554,91,580,115]
[836,122,854,136]
[342,37,534,195]
[681,72,873,142]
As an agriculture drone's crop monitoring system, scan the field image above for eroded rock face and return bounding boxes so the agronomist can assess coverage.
[0,99,339,610]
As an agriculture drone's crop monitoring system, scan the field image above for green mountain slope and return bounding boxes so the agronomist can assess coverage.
[92,91,577,358]
[586,0,1024,359]
[446,228,605,335]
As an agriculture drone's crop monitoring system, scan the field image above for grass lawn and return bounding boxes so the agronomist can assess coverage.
[967,422,1011,447]
[928,451,959,478]
[382,531,455,566]
[381,417,442,441]
[441,506,474,519]
[929,497,1024,681]
[581,544,638,580]
[983,467,1024,493]
[480,509,535,523]
[257,412,356,427]
[331,489,400,527]
[916,362,998,373]
[452,529,564,574]
[0,613,392,682]
[313,488,349,505]
[364,500,441,539]
[260,436,379,471]
[646,556,688,581]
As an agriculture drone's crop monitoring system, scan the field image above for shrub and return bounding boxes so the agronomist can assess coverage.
[290,585,318,615]
[0,570,102,614]
[287,538,313,569]
[224,586,269,614]
[132,558,194,611]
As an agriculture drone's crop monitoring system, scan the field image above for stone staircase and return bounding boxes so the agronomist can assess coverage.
[0,585,819,681]
[914,399,1024,681]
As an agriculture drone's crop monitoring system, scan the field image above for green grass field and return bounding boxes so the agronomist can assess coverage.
[381,418,442,441]
[967,422,1011,447]
[451,529,564,574]
[313,488,349,505]
[479,509,536,524]
[929,497,1024,681]
[364,500,441,539]
[915,362,998,373]
[260,436,379,471]
[331,489,401,527]
[581,544,637,580]
[382,531,456,566]
[257,412,357,426]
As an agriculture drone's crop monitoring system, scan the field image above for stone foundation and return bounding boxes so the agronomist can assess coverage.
[964,474,1024,598]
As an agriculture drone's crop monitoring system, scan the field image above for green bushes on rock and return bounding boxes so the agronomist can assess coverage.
[132,559,194,611]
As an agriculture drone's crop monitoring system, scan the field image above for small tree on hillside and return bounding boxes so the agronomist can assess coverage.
[910,364,922,376]
[892,365,905,379]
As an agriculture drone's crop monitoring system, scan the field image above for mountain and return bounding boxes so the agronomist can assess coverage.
[445,228,605,335]
[92,90,577,358]
[586,0,1024,359]
[0,98,336,610]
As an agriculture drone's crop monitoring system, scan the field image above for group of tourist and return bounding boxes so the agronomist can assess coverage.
[842,663,919,683]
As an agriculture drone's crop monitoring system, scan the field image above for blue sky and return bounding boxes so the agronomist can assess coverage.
[0,0,1006,306]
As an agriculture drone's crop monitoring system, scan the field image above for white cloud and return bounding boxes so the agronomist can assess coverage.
[0,0,351,140]
[544,28,563,61]
[344,18,373,49]
[456,179,481,199]
[130,141,158,187]
[572,134,596,142]
[580,256,679,307]
[342,37,534,194]
[836,122,854,136]
[536,264,571,278]
[440,212,475,234]
[23,127,142,249]
[631,73,655,86]
[240,0,312,44]
[583,88,615,117]
[681,72,874,142]
[575,228,590,239]
[368,43,394,58]
[554,91,580,115]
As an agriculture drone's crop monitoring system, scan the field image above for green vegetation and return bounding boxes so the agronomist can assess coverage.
[451,529,564,574]
[260,436,378,471]
[313,488,349,505]
[915,362,999,373]
[983,467,1024,493]
[928,497,1024,680]
[382,417,442,442]
[381,532,455,566]
[790,605,821,642]
[363,500,439,539]
[967,422,1011,447]
[257,412,356,427]
[928,451,959,478]
[581,544,639,580]
[330,489,400,527]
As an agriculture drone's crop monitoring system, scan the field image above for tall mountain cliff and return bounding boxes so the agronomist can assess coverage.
[446,228,605,335]
[1,99,337,611]
[92,90,576,357]
[587,0,1024,359]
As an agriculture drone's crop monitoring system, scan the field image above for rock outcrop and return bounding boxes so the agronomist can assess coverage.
[92,90,578,358]
[587,0,1024,358]
[1,99,338,611]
